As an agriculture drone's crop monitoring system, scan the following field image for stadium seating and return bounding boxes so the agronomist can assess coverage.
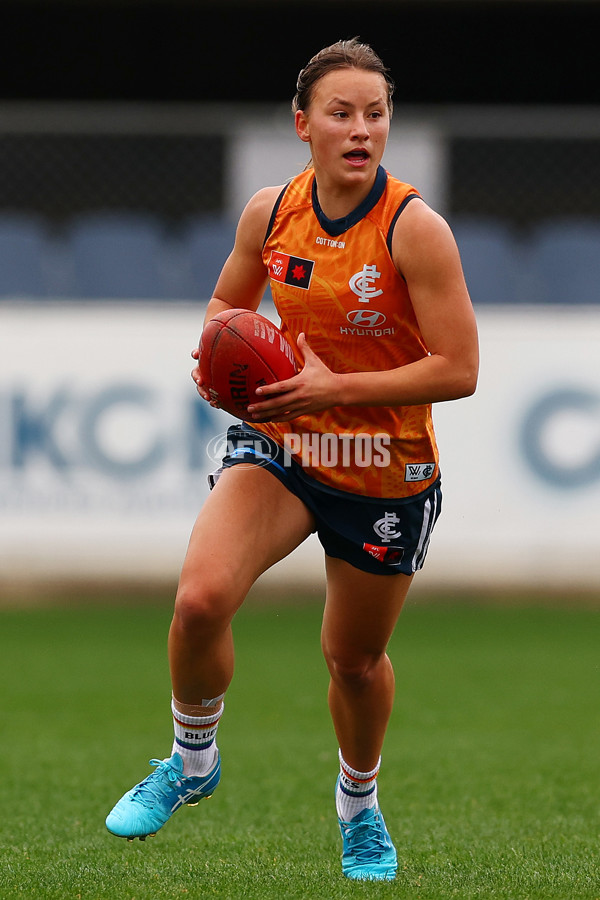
[0,209,598,305]
[0,213,50,298]
[65,211,171,300]
[526,219,600,304]
[179,215,237,300]
[451,216,524,305]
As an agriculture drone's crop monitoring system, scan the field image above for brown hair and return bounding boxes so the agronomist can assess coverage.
[292,38,395,117]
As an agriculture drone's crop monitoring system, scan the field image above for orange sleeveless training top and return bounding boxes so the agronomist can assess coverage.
[254,165,439,499]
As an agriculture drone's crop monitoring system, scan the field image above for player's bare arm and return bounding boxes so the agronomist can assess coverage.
[192,185,283,400]
[387,199,479,401]
[207,185,283,319]
[324,200,479,409]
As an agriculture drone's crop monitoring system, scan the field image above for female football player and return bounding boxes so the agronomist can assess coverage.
[106,37,478,882]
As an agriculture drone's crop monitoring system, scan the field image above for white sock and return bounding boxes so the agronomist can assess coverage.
[171,698,223,776]
[336,750,380,822]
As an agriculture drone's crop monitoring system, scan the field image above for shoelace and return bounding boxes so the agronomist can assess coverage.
[342,814,387,863]
[132,758,183,807]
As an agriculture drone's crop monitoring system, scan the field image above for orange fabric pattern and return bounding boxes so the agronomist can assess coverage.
[256,167,439,498]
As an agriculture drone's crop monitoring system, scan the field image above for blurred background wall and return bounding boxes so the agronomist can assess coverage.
[1,0,599,596]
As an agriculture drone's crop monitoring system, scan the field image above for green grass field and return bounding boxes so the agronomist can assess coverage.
[0,593,599,899]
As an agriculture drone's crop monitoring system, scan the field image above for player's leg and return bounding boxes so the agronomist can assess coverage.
[321,557,412,880]
[106,463,315,840]
[169,462,315,708]
[322,558,411,770]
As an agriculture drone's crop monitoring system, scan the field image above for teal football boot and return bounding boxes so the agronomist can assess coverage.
[106,752,220,840]
[338,791,397,881]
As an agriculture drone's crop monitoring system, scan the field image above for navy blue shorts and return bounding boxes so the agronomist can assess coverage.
[211,423,442,577]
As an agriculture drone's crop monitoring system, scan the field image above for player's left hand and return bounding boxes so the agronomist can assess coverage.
[247,333,343,422]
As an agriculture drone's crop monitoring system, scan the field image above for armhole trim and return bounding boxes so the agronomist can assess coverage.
[386,192,422,256]
[263,184,289,248]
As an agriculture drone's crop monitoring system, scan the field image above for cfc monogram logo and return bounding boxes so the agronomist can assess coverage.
[349,264,383,303]
[372,511,402,543]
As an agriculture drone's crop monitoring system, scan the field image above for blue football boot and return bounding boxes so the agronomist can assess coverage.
[338,799,397,881]
[106,751,220,840]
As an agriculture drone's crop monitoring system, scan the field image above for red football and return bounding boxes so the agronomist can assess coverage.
[199,308,298,419]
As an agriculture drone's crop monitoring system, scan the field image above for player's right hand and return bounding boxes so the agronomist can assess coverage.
[191,346,212,403]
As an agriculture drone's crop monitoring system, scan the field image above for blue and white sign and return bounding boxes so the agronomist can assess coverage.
[1,303,599,590]
[431,306,600,590]
[0,304,238,582]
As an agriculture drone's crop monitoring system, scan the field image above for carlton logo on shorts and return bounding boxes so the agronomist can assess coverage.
[372,511,402,543]
[364,511,405,566]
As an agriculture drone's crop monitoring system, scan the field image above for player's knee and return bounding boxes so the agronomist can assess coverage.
[173,576,236,635]
[324,649,382,690]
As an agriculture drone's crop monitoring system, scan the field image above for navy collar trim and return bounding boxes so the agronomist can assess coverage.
[312,166,388,237]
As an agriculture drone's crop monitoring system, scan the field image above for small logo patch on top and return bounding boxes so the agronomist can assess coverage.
[405,463,436,482]
[268,251,314,289]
